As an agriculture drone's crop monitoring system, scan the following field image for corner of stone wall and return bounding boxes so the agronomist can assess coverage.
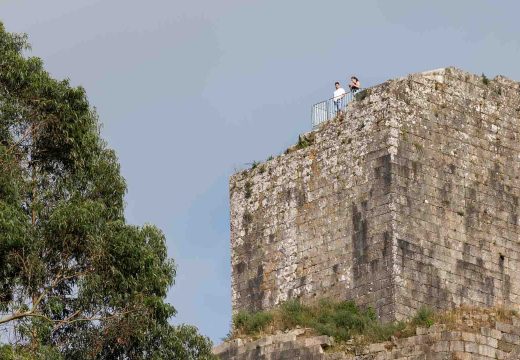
[229,84,406,319]
[387,67,520,320]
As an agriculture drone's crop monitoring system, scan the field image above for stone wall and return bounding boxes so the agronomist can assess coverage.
[213,329,331,360]
[229,67,520,320]
[389,69,520,319]
[230,82,399,320]
[214,310,520,359]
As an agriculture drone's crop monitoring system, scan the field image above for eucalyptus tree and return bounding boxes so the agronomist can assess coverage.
[0,23,214,359]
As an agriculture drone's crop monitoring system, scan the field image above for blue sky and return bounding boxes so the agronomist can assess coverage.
[1,0,519,343]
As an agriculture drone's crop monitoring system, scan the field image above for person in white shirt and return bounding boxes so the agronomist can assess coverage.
[333,82,346,114]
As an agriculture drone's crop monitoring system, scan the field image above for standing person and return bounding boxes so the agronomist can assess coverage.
[333,81,346,114]
[349,76,361,93]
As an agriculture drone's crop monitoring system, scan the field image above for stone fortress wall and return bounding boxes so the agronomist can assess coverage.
[229,68,520,322]
[214,310,520,359]
[389,69,520,320]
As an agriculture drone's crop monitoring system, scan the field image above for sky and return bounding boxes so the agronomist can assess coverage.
[0,0,519,343]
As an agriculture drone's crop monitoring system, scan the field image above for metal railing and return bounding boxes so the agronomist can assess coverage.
[311,89,360,128]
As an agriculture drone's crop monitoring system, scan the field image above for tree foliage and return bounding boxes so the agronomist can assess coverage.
[0,22,214,359]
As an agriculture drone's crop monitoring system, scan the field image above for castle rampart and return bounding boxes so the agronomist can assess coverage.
[229,68,520,321]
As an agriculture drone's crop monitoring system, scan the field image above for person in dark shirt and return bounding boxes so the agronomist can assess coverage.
[349,76,361,93]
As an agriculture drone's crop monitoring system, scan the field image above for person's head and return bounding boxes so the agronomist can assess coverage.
[335,82,340,89]
[351,76,359,82]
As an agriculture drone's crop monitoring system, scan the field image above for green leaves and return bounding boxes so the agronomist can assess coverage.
[0,22,213,358]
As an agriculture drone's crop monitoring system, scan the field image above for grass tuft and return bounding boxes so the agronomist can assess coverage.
[410,306,435,328]
[295,134,314,150]
[285,134,315,155]
[233,311,273,334]
[482,73,490,86]
[230,300,423,343]
[355,89,370,102]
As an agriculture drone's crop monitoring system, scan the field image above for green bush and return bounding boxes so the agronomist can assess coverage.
[230,300,437,344]
[279,299,313,329]
[233,311,273,334]
[410,306,435,328]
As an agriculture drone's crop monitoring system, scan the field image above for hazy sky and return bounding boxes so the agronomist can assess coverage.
[1,0,519,343]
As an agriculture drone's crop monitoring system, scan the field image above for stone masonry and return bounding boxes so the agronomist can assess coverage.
[214,310,520,359]
[229,68,520,321]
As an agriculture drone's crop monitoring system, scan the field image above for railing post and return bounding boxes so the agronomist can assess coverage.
[326,100,329,123]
